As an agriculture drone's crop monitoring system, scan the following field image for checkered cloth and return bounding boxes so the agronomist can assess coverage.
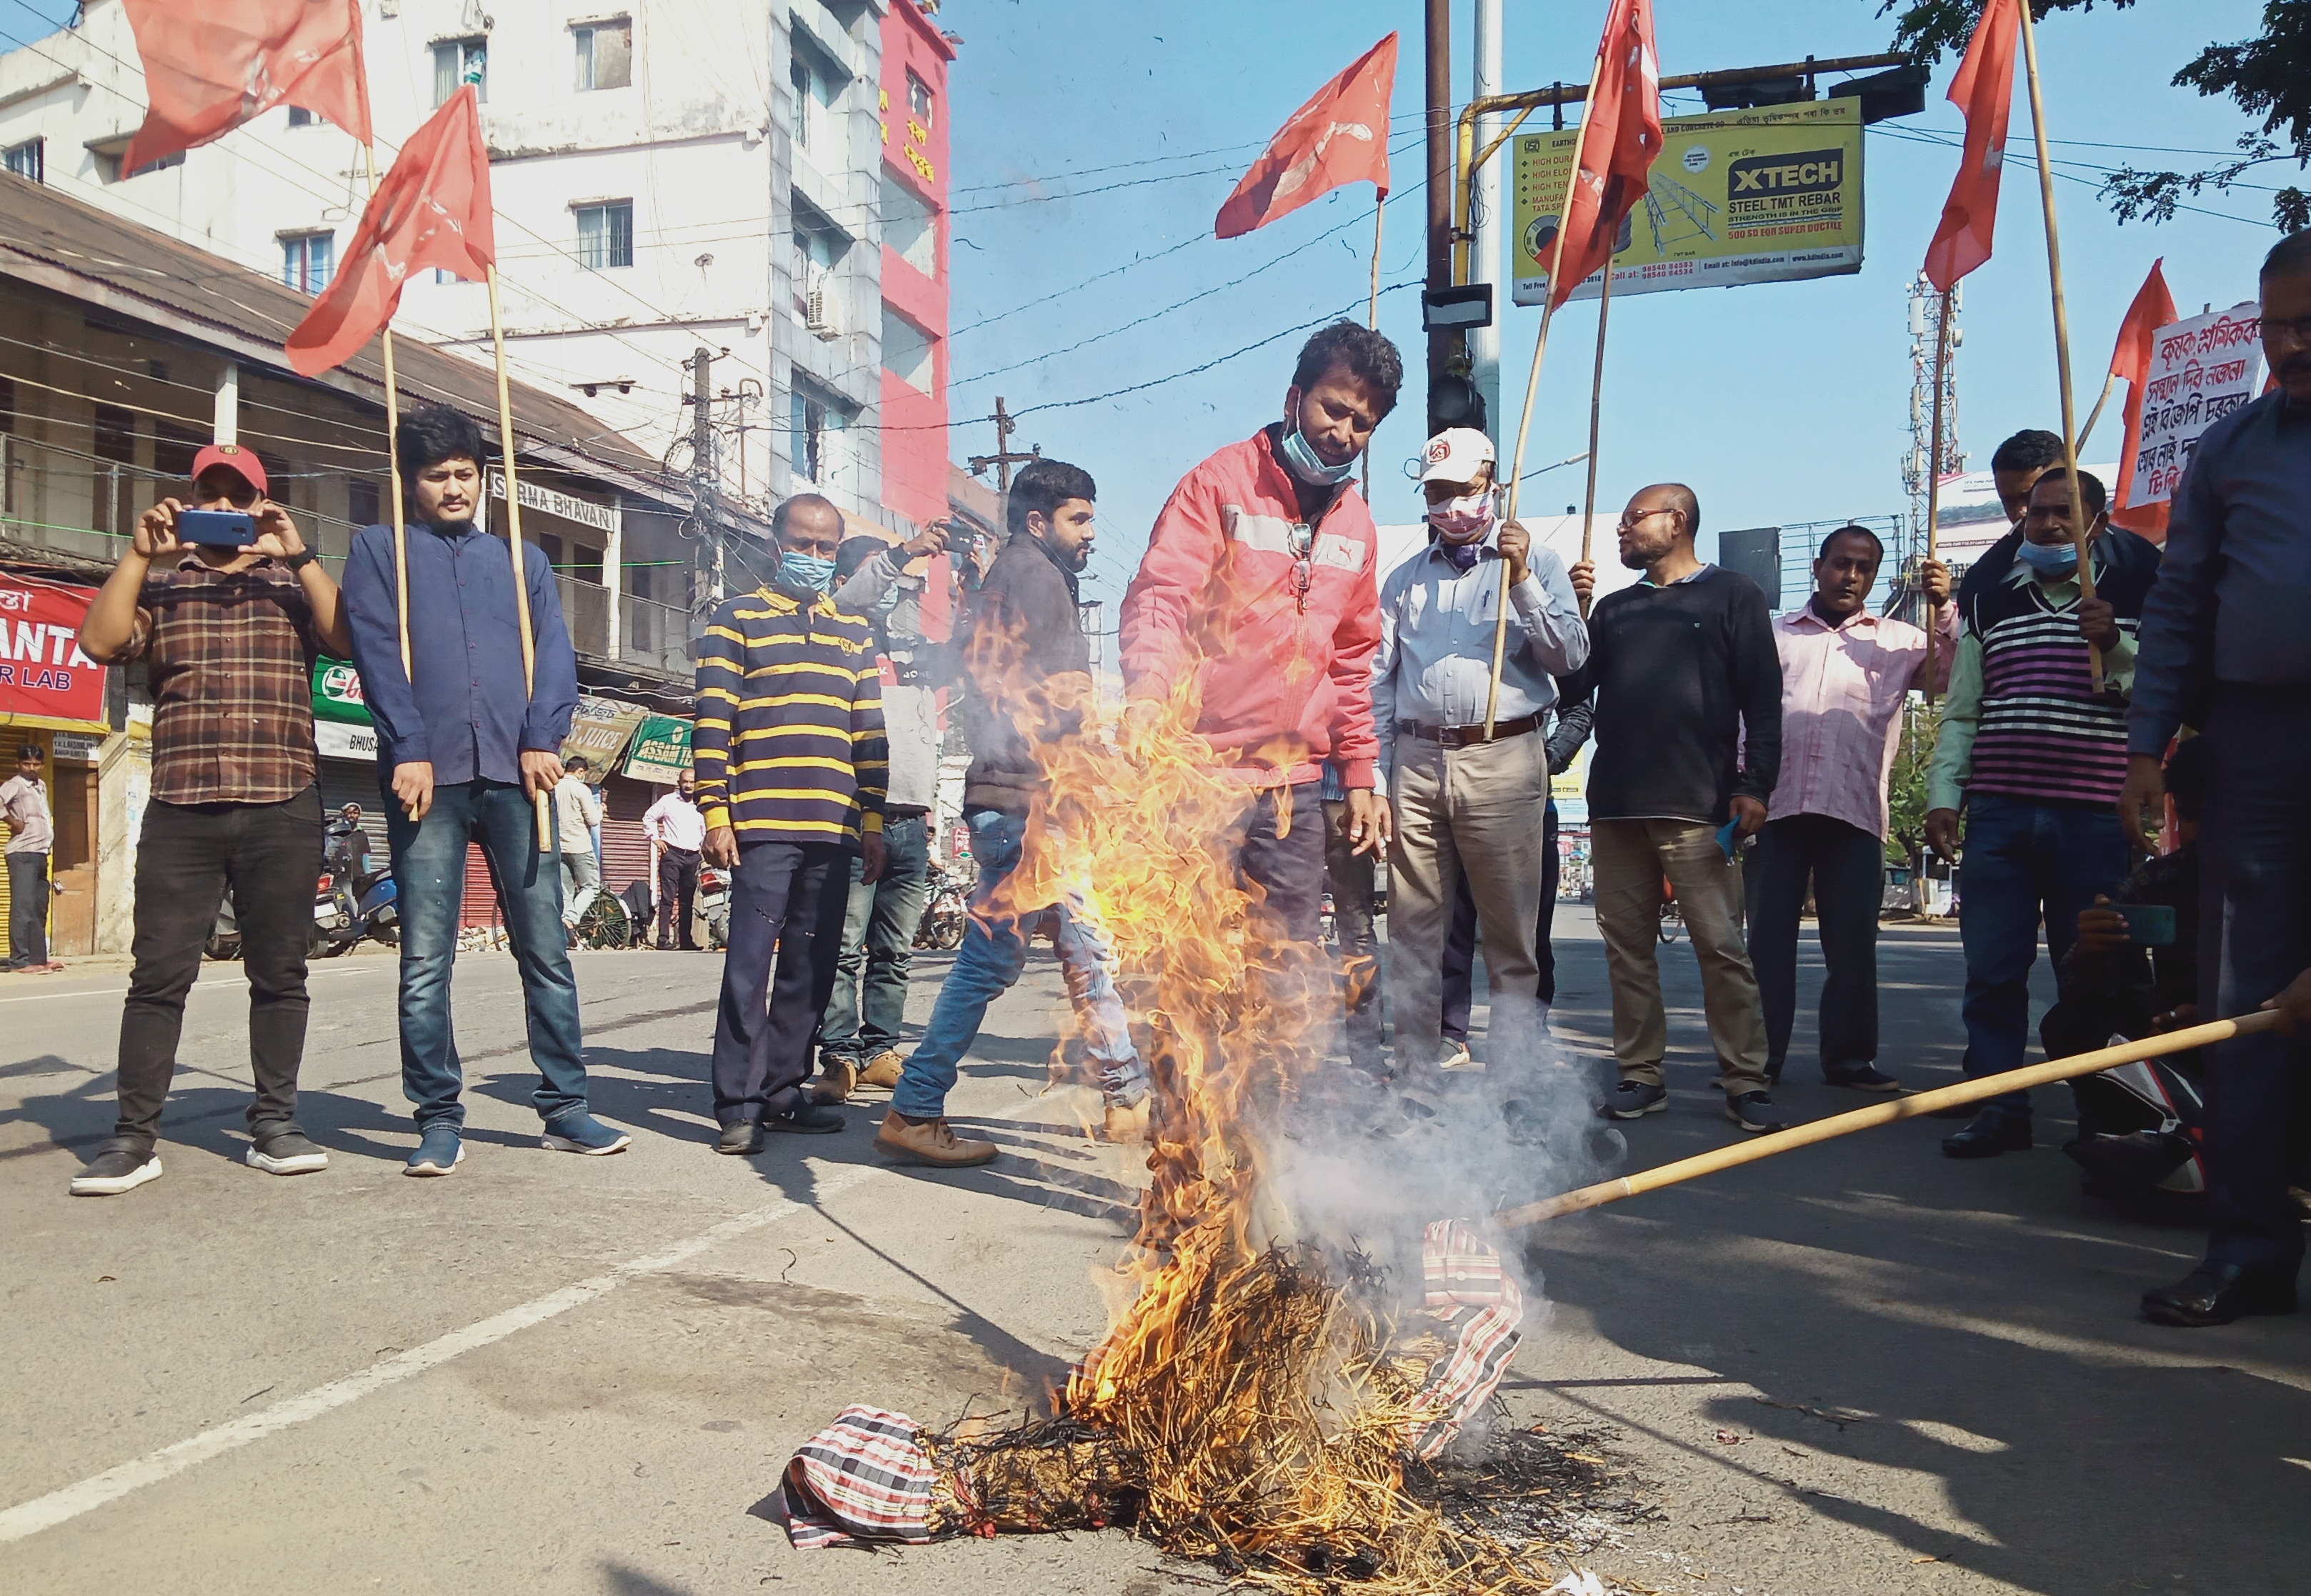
[777,1405,935,1549]
[1403,1218,1526,1460]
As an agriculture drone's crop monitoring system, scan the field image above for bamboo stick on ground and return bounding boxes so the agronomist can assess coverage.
[1493,1011,2282,1232]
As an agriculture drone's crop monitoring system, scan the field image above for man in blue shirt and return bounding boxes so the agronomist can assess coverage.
[343,404,627,1175]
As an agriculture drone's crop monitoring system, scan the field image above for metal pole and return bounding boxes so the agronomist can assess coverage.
[1469,0,1504,433]
[690,346,719,602]
[1424,0,1452,422]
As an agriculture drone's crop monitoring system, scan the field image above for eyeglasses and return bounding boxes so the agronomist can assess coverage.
[1616,507,1682,534]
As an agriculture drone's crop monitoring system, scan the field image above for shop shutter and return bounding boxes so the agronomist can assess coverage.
[460,841,498,930]
[316,760,392,869]
[599,775,657,908]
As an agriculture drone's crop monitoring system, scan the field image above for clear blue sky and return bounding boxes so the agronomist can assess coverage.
[938,0,2278,610]
[12,0,2279,612]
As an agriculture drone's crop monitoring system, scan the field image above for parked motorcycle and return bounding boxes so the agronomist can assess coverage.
[311,804,398,956]
[697,861,731,951]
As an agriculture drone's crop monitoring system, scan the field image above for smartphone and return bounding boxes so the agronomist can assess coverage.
[2113,902,2177,947]
[176,509,255,547]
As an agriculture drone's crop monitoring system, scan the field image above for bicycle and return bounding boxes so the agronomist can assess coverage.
[571,890,638,950]
[1658,874,1683,944]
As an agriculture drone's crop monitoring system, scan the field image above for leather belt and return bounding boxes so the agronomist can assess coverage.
[1402,713,1542,749]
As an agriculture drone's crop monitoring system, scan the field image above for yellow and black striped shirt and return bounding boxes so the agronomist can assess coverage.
[692,585,887,846]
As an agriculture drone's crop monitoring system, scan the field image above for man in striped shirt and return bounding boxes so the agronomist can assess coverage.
[1926,468,2160,1158]
[695,494,889,1152]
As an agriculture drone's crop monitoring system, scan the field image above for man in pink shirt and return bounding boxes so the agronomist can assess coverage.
[1747,526,1952,1091]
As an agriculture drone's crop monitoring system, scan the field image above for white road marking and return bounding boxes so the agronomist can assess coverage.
[0,965,387,1007]
[0,1091,1085,1546]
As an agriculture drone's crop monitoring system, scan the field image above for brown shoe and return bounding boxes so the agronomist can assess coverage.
[874,1109,996,1168]
[859,1050,906,1091]
[812,1057,857,1106]
[1099,1099,1149,1144]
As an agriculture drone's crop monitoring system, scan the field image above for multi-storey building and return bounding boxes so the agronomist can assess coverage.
[0,0,958,540]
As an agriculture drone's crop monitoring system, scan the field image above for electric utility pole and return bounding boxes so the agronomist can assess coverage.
[685,346,724,604]
[1423,0,1454,432]
[967,396,1042,540]
[1902,275,1963,616]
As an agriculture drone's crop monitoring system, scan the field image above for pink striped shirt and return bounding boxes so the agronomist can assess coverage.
[1766,603,1957,839]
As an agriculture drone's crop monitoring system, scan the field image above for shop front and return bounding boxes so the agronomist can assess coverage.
[0,572,111,957]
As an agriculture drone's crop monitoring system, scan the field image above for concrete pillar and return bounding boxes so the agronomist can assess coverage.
[1470,0,1504,439]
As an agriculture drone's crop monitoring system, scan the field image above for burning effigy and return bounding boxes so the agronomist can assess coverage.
[777,685,1583,1592]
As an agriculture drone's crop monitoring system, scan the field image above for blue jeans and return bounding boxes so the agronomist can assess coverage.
[818,813,932,1062]
[1957,794,2127,1123]
[387,779,589,1129]
[893,809,1146,1118]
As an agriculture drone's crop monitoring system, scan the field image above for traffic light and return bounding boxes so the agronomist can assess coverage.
[1428,372,1486,437]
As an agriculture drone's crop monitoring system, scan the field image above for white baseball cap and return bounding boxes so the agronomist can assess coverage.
[1417,427,1497,486]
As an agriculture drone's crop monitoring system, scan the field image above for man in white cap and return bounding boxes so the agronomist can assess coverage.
[1373,427,1592,1087]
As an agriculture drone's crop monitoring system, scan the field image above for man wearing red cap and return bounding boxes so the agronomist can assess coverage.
[68,444,351,1197]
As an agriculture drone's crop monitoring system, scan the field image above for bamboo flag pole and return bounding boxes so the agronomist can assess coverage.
[1574,256,1615,622]
[483,264,551,853]
[1494,1010,2284,1232]
[2016,0,2103,692]
[2077,369,2119,452]
[1362,196,1384,502]
[356,144,411,680]
[1923,286,1952,704]
[1490,57,1603,739]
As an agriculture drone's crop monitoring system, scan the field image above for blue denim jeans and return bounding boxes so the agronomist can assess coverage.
[387,779,589,1129]
[892,809,1146,1118]
[818,813,932,1062]
[1957,793,2127,1123]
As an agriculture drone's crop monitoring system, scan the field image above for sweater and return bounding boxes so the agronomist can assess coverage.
[692,584,888,847]
[961,532,1090,814]
[1585,566,1782,827]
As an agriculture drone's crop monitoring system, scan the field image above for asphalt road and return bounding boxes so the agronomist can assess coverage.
[2,913,2305,1595]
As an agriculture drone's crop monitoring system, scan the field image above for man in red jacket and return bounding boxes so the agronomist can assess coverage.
[1119,320,1397,954]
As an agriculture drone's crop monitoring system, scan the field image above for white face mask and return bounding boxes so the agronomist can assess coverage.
[1426,488,1496,542]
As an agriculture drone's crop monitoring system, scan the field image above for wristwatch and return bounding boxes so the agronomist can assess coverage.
[281,548,319,572]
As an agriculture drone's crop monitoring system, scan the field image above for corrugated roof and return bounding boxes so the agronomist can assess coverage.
[0,169,687,507]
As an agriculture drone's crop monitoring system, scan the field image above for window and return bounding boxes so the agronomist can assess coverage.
[569,544,603,584]
[154,422,204,482]
[791,389,849,488]
[882,306,934,394]
[789,44,840,157]
[432,37,487,106]
[880,172,935,277]
[791,221,839,319]
[574,201,634,269]
[0,374,15,434]
[906,69,933,125]
[574,19,632,91]
[349,478,381,527]
[287,106,315,127]
[281,232,334,294]
[94,404,137,538]
[4,139,44,183]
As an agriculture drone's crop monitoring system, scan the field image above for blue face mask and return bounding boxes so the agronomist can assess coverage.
[779,551,837,593]
[2015,537,2081,578]
[1277,425,1358,487]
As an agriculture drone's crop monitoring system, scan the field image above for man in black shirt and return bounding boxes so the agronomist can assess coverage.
[1587,484,1786,1134]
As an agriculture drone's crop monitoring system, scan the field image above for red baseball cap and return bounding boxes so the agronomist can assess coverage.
[190,443,267,497]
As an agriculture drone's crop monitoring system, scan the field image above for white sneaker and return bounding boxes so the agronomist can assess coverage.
[246,1129,330,1175]
[1437,1042,1485,1072]
[70,1142,164,1196]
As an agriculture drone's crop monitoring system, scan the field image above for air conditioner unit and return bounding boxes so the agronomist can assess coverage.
[804,283,841,341]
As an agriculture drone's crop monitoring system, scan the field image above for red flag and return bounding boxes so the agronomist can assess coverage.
[1214,34,1397,240]
[1543,0,1663,311]
[285,87,494,376]
[2108,258,2178,539]
[121,0,371,174]
[1922,0,2020,291]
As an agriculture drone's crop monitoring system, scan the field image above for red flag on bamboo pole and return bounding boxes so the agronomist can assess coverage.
[284,86,494,376]
[1922,0,2020,291]
[2107,258,2178,538]
[1214,34,1397,239]
[1543,0,1663,310]
[119,0,371,174]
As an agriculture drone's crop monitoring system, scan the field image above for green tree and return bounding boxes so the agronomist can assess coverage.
[1880,0,2311,231]
[1885,697,1945,868]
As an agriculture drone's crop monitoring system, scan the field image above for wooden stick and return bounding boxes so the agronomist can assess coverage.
[358,143,411,680]
[484,264,551,854]
[1922,286,1951,704]
[1494,1010,2285,1232]
[1574,256,1614,622]
[1362,198,1382,506]
[2016,0,2102,692]
[2077,369,2118,453]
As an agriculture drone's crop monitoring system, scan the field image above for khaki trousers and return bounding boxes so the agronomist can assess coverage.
[1592,817,1770,1093]
[1387,727,1549,1070]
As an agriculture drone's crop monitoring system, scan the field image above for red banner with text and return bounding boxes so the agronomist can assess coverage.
[0,577,108,730]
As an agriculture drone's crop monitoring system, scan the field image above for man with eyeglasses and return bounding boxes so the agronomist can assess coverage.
[1586,484,1787,1134]
[1372,427,1592,1088]
[2122,229,2311,1327]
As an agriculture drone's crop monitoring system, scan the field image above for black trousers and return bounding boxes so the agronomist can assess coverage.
[657,845,701,948]
[710,841,849,1124]
[6,849,49,967]
[2200,691,2311,1272]
[115,789,324,1148]
[1744,813,1887,1076]
[1322,799,1383,1072]
[1443,799,1559,1045]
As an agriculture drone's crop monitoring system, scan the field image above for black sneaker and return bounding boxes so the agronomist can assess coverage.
[1601,1080,1668,1119]
[246,1127,329,1175]
[716,1120,765,1156]
[769,1103,846,1134]
[1825,1063,1902,1093]
[70,1139,163,1196]
[1724,1092,1788,1134]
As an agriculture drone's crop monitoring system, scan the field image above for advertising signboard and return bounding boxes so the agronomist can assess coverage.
[621,714,693,784]
[311,659,374,725]
[0,577,106,731]
[561,696,652,782]
[1514,98,1865,306]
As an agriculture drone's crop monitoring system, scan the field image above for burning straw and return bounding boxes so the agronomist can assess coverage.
[780,689,1574,1592]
